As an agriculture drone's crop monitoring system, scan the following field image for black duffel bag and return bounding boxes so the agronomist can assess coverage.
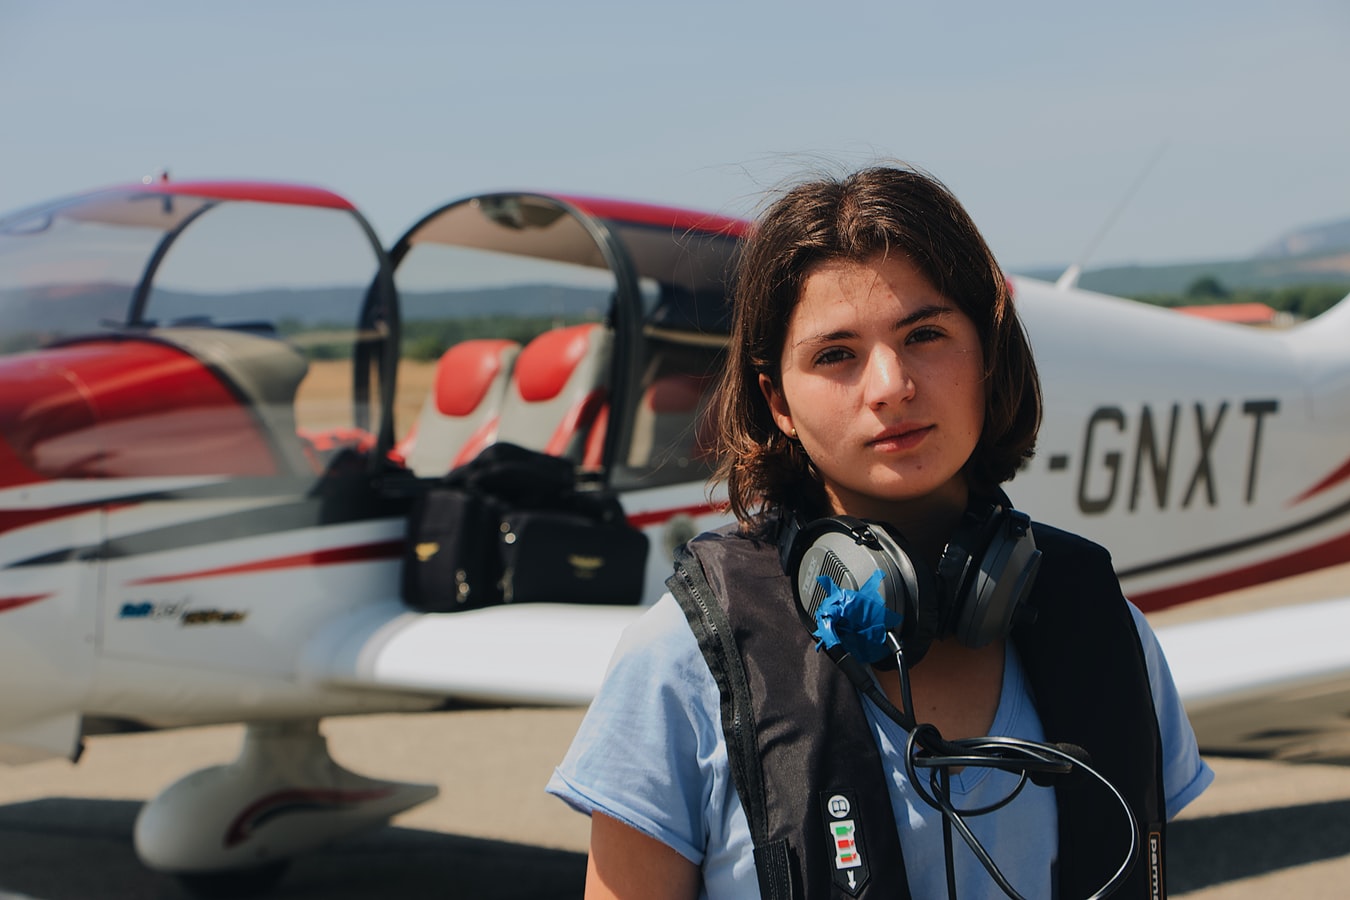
[402,443,649,611]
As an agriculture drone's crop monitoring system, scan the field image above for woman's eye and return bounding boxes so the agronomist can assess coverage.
[812,347,851,366]
[907,325,944,344]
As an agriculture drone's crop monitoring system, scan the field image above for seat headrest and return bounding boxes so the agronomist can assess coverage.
[514,324,606,403]
[434,339,519,417]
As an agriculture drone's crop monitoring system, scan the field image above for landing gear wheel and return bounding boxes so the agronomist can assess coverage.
[175,860,291,898]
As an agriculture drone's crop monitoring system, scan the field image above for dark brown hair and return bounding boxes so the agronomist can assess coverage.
[710,165,1041,526]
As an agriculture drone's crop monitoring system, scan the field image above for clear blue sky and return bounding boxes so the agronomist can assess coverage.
[2,0,1347,270]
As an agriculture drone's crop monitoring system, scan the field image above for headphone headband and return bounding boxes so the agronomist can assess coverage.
[780,497,1041,665]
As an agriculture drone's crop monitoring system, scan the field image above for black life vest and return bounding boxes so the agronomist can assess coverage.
[667,522,1167,900]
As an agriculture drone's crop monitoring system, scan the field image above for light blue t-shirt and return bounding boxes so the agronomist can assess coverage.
[548,593,1212,899]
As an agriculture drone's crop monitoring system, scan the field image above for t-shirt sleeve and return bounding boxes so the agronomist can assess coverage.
[546,593,723,864]
[1128,602,1215,818]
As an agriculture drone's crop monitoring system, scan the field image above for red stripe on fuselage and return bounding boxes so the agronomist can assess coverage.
[0,595,49,613]
[627,502,727,529]
[1132,528,1350,612]
[1290,455,1350,506]
[127,540,404,586]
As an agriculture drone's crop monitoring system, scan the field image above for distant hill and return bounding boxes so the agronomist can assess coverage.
[0,282,609,331]
[1017,217,1350,296]
[1018,253,1350,296]
[1255,218,1350,259]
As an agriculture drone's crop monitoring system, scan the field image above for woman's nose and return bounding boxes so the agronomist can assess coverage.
[863,348,915,409]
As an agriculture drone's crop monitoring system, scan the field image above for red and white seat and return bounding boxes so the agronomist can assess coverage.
[496,323,612,467]
[396,338,521,475]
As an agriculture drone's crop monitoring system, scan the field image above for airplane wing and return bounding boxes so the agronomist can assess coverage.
[300,598,646,706]
[305,591,1350,765]
[1156,595,1350,763]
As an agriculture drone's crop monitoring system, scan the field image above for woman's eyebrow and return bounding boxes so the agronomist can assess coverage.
[793,328,856,348]
[894,303,953,329]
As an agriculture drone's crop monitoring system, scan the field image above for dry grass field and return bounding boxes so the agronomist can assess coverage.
[294,358,437,437]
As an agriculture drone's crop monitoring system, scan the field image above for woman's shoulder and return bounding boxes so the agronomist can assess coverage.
[605,593,729,712]
[1025,519,1114,566]
[1017,518,1127,610]
[686,519,778,549]
[616,592,705,663]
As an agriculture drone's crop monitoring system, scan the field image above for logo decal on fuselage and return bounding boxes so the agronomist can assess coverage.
[117,600,247,626]
[118,600,188,620]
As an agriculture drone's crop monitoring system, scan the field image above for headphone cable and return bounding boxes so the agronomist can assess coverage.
[843,644,1139,900]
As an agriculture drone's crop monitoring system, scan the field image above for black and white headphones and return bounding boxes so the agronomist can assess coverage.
[777,494,1043,666]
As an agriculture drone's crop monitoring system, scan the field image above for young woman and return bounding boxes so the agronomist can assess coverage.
[548,166,1212,899]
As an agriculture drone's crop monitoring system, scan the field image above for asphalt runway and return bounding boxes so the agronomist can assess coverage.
[3,563,1350,899]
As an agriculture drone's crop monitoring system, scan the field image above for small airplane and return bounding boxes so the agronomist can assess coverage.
[1,178,1348,893]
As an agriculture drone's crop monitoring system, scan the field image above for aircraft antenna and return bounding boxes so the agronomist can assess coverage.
[1056,143,1168,291]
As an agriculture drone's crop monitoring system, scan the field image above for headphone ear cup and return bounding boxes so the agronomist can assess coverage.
[785,516,941,667]
[866,524,939,666]
[788,518,896,627]
[940,506,1042,648]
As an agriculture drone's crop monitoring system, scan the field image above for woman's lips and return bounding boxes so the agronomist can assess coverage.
[868,424,932,451]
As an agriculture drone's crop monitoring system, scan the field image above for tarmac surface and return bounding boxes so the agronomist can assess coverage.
[3,563,1350,899]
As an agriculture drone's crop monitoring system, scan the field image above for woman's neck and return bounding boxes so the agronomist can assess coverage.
[828,478,970,567]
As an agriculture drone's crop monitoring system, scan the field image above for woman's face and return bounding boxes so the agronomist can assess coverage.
[760,253,985,521]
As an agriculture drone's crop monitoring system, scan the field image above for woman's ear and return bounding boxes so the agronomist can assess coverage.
[758,373,794,437]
